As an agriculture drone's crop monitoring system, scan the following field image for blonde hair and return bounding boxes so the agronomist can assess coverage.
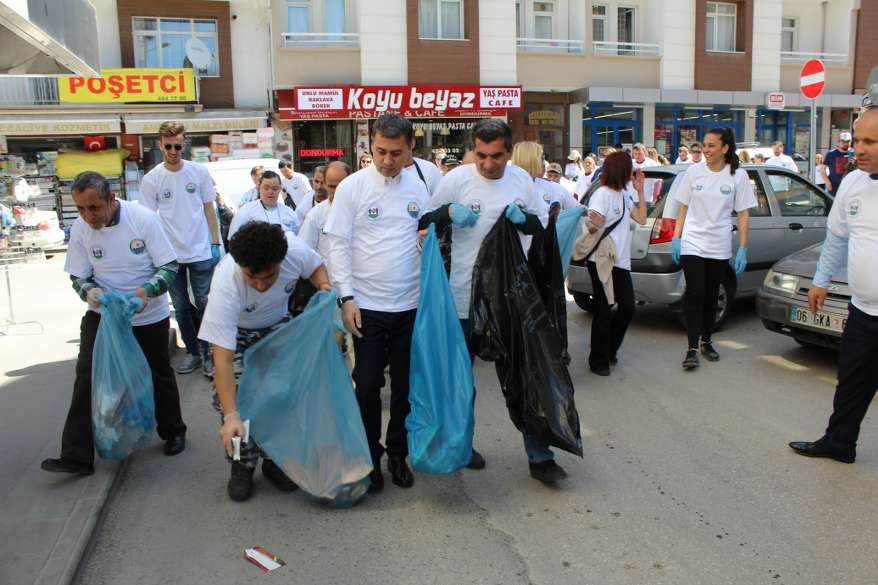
[158,121,185,137]
[511,141,544,178]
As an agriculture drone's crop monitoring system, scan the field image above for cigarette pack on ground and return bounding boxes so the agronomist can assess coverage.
[243,547,285,572]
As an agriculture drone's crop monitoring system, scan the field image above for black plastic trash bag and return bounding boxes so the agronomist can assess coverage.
[469,217,582,457]
[527,212,568,358]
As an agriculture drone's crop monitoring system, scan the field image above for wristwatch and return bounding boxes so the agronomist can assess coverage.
[337,295,355,307]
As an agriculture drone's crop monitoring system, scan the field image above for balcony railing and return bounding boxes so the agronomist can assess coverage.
[780,51,848,66]
[516,37,584,54]
[281,32,360,48]
[0,76,61,105]
[593,41,661,57]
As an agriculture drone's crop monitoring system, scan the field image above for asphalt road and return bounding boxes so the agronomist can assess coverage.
[76,299,877,585]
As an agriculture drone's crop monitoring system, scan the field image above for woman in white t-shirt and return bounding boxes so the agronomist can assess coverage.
[814,153,826,187]
[564,150,584,181]
[228,170,301,239]
[671,127,757,370]
[583,151,647,375]
[512,141,580,217]
[573,156,598,200]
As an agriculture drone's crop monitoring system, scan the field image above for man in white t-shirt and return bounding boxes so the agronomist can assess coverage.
[139,121,222,377]
[790,108,878,464]
[278,159,314,222]
[675,145,693,164]
[299,161,352,269]
[419,119,567,486]
[41,172,188,476]
[238,166,264,205]
[198,222,330,501]
[632,143,661,203]
[228,170,300,239]
[765,141,799,172]
[324,113,430,494]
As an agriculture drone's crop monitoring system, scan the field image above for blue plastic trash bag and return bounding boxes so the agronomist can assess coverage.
[237,290,372,507]
[556,207,584,278]
[406,224,475,474]
[91,291,155,460]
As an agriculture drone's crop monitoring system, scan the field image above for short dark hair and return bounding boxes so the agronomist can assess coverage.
[371,113,414,143]
[72,171,111,201]
[229,222,288,273]
[472,118,513,151]
[278,160,291,169]
[599,151,634,191]
[259,170,282,186]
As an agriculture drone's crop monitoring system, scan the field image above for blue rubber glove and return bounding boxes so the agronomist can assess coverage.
[670,237,682,265]
[505,203,526,225]
[449,203,477,227]
[211,243,222,261]
[734,247,748,275]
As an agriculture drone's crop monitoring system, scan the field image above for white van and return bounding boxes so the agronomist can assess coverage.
[202,158,282,207]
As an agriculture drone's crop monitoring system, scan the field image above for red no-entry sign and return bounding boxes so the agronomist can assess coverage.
[800,59,826,100]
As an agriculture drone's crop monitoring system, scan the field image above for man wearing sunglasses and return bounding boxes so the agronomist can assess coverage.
[140,121,222,378]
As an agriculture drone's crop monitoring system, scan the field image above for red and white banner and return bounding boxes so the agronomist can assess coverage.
[277,85,522,120]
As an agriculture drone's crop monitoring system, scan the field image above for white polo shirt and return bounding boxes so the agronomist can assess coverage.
[534,177,580,210]
[198,232,323,350]
[228,199,300,239]
[65,200,178,326]
[673,164,757,260]
[426,163,547,318]
[404,157,443,195]
[323,165,430,311]
[139,160,216,263]
[827,170,878,315]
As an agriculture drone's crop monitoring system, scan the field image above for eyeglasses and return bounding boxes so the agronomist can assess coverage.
[691,150,702,154]
[163,144,183,151]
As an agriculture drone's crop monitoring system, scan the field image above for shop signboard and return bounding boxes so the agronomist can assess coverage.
[299,148,345,157]
[278,85,522,120]
[0,118,122,136]
[59,68,196,103]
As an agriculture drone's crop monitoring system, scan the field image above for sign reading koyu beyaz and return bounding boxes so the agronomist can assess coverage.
[277,86,522,120]
[59,68,196,103]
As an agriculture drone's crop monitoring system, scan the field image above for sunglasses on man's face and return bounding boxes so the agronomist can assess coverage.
[163,144,183,151]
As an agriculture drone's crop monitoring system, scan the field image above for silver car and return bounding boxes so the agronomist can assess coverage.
[567,164,833,329]
[756,243,849,348]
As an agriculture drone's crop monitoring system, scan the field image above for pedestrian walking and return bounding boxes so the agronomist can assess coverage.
[765,141,798,172]
[565,149,584,181]
[323,113,430,493]
[228,170,301,238]
[573,156,599,200]
[42,171,187,475]
[814,152,826,188]
[670,127,756,370]
[789,108,878,464]
[358,153,373,170]
[299,161,352,269]
[821,132,854,195]
[239,166,264,205]
[512,141,579,214]
[139,121,221,377]
[676,145,693,164]
[690,142,704,165]
[278,159,314,223]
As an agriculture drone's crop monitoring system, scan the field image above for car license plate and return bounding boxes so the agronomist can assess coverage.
[789,306,847,333]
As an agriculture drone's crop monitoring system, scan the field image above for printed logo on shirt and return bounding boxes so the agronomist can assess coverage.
[284,280,296,294]
[244,303,257,313]
[693,183,705,192]
[406,201,420,219]
[161,190,173,200]
[849,198,861,217]
[367,206,380,220]
[282,219,295,230]
[129,239,146,255]
[185,182,197,194]
[469,200,483,215]
[542,192,551,202]
[91,246,104,260]
[720,185,733,196]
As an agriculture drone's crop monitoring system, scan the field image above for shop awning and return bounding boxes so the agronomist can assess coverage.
[122,110,269,134]
[0,113,121,136]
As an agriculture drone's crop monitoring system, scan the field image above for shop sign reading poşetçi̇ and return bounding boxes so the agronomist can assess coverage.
[59,68,196,103]
[277,86,522,120]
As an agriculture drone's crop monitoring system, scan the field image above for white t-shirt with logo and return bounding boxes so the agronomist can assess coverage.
[139,160,216,263]
[323,165,430,312]
[427,163,548,318]
[282,172,314,222]
[198,232,323,350]
[673,164,757,260]
[65,200,178,326]
[228,200,301,239]
[299,199,332,269]
[586,186,635,270]
[827,170,878,315]
[765,154,798,173]
[534,177,579,211]
[404,157,443,195]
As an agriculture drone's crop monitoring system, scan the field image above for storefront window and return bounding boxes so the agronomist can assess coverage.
[294,120,354,175]
[583,105,640,157]
[411,119,475,165]
[654,106,742,158]
[524,104,565,162]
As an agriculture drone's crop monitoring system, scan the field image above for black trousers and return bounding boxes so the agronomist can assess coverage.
[351,308,416,467]
[61,311,187,466]
[824,304,878,451]
[586,262,636,369]
[681,255,727,348]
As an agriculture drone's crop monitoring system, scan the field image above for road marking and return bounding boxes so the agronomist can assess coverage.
[758,355,809,372]
[716,340,748,350]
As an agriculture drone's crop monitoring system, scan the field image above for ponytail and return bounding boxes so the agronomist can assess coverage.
[707,127,740,175]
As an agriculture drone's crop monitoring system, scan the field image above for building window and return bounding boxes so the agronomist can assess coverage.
[592,4,607,43]
[515,0,522,37]
[133,17,219,77]
[781,17,796,52]
[419,0,464,40]
[617,6,635,51]
[533,1,554,39]
[706,2,737,52]
[286,1,311,32]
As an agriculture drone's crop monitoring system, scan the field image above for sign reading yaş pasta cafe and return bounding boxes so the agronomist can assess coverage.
[278,85,522,120]
[59,68,196,103]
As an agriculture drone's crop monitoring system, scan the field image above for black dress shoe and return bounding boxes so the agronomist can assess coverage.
[387,456,414,488]
[262,459,298,492]
[590,364,610,376]
[163,435,186,456]
[700,341,720,362]
[41,457,94,475]
[609,355,618,366]
[529,460,568,485]
[467,448,486,470]
[367,468,384,493]
[227,462,254,501]
[789,439,855,463]
[682,349,700,370]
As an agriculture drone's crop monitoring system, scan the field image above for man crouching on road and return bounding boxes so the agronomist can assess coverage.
[42,171,187,476]
[198,221,330,501]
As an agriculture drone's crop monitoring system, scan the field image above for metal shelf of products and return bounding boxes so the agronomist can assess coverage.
[56,175,123,226]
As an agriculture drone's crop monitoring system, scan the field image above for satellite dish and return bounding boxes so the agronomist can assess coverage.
[185,37,212,71]
[866,65,878,110]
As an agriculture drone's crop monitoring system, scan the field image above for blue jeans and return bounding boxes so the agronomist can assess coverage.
[168,257,216,357]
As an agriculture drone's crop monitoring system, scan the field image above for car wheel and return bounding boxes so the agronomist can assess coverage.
[572,292,595,312]
[677,275,734,332]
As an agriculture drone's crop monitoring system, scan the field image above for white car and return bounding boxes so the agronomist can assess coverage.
[202,158,283,207]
